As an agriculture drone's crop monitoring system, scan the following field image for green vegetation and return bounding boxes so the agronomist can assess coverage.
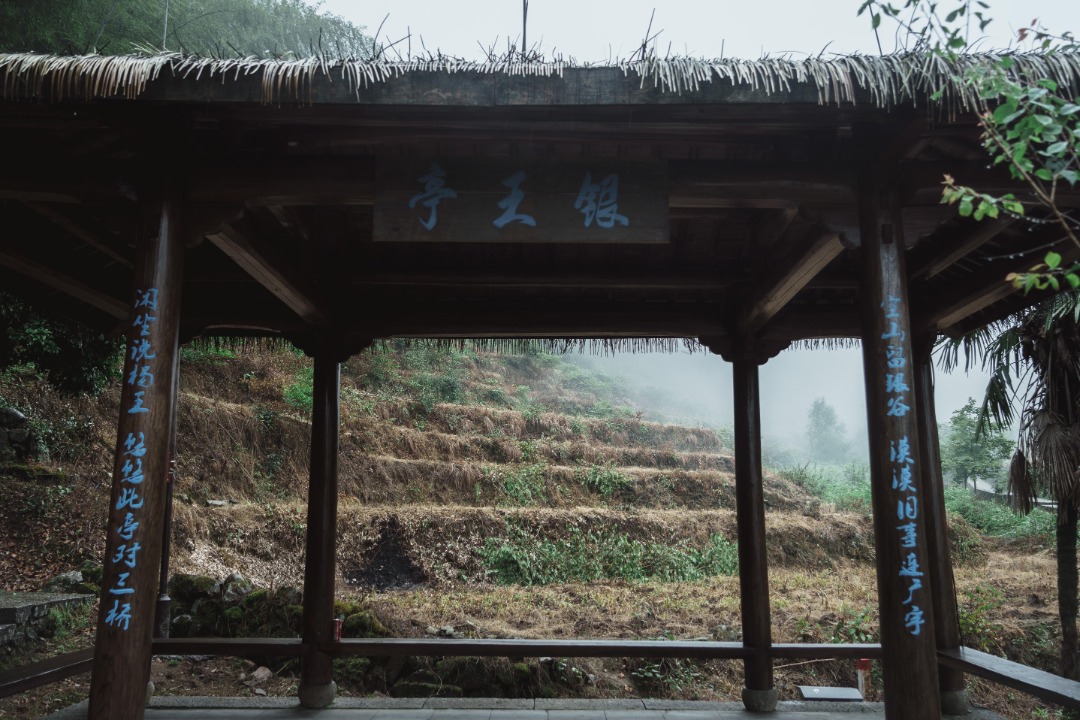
[0,292,120,395]
[940,398,1014,489]
[489,463,549,506]
[783,461,1058,542]
[576,462,632,498]
[805,397,852,464]
[479,524,738,586]
[0,0,371,57]
[283,366,314,413]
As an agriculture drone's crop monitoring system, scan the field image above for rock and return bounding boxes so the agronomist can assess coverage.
[253,688,267,696]
[273,586,302,606]
[42,570,84,593]
[168,574,218,607]
[247,666,273,687]
[0,408,27,426]
[78,560,104,585]
[169,614,195,637]
[341,611,388,638]
[221,573,254,604]
[206,500,229,507]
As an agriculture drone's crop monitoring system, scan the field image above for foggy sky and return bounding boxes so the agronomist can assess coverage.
[580,348,998,451]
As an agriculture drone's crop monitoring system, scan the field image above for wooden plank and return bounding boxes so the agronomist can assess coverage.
[739,230,844,333]
[0,247,128,319]
[908,219,1014,282]
[374,158,668,244]
[733,351,774,695]
[152,638,305,656]
[0,648,94,698]
[330,638,752,658]
[939,646,1080,710]
[205,225,328,327]
[89,193,186,720]
[23,201,132,267]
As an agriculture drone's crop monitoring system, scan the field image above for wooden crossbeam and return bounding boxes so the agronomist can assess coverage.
[927,241,1080,333]
[908,219,1014,282]
[0,247,128,319]
[205,225,328,327]
[738,230,845,333]
[23,201,132,267]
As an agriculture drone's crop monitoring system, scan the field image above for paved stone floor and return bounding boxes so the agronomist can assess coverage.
[44,696,1005,719]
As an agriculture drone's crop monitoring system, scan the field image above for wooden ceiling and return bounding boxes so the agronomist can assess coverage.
[0,60,1072,358]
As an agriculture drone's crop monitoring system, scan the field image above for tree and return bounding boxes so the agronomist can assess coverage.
[806,397,850,463]
[941,292,1080,679]
[859,1,1080,289]
[940,397,1014,489]
[0,293,120,395]
[0,0,372,57]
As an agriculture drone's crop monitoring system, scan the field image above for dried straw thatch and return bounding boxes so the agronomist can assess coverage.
[1,50,1079,110]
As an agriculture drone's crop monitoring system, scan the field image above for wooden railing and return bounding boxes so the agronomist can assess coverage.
[6,638,1080,713]
[0,647,94,698]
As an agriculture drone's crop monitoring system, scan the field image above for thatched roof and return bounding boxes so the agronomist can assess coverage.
[2,51,1079,109]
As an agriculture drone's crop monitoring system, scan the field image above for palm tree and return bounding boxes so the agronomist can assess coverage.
[940,291,1080,679]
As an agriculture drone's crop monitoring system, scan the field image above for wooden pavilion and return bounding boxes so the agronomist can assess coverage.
[1,50,1080,720]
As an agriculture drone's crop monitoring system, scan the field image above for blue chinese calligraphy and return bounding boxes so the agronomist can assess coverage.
[881,294,925,637]
[575,172,628,228]
[106,287,163,632]
[493,171,537,229]
[409,163,458,230]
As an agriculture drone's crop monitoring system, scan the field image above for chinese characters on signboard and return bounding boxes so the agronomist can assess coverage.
[881,294,925,637]
[103,287,160,632]
[375,159,667,244]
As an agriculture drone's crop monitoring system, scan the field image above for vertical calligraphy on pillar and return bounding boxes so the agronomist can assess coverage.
[881,294,925,637]
[103,287,160,632]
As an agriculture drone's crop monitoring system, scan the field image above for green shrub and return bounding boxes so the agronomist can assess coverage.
[576,462,632,498]
[491,463,549,506]
[479,525,738,586]
[284,367,314,412]
[942,487,1055,540]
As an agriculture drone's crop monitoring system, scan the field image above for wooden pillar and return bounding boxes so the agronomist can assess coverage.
[89,194,185,720]
[733,342,777,712]
[913,336,969,713]
[299,351,341,708]
[858,157,941,719]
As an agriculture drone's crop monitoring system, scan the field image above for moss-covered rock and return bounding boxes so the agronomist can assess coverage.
[78,559,103,585]
[168,573,218,608]
[341,610,389,638]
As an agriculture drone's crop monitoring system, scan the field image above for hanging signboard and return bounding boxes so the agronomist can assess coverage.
[374,158,669,244]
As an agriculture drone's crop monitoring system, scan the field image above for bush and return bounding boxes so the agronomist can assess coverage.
[479,525,738,586]
[576,462,632,498]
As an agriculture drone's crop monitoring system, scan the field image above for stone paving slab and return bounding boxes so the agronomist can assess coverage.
[427,698,535,709]
[535,699,645,710]
[43,696,1007,719]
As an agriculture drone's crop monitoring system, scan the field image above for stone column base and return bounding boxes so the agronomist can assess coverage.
[940,688,970,716]
[145,680,155,706]
[742,686,778,712]
[299,680,337,708]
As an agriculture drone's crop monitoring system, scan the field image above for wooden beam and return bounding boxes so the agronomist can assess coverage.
[0,648,94,698]
[0,247,128,319]
[205,225,328,327]
[732,349,775,708]
[299,355,340,708]
[23,201,132,267]
[90,193,186,720]
[857,132,941,720]
[940,647,1080,710]
[908,219,1014,282]
[738,230,844,333]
